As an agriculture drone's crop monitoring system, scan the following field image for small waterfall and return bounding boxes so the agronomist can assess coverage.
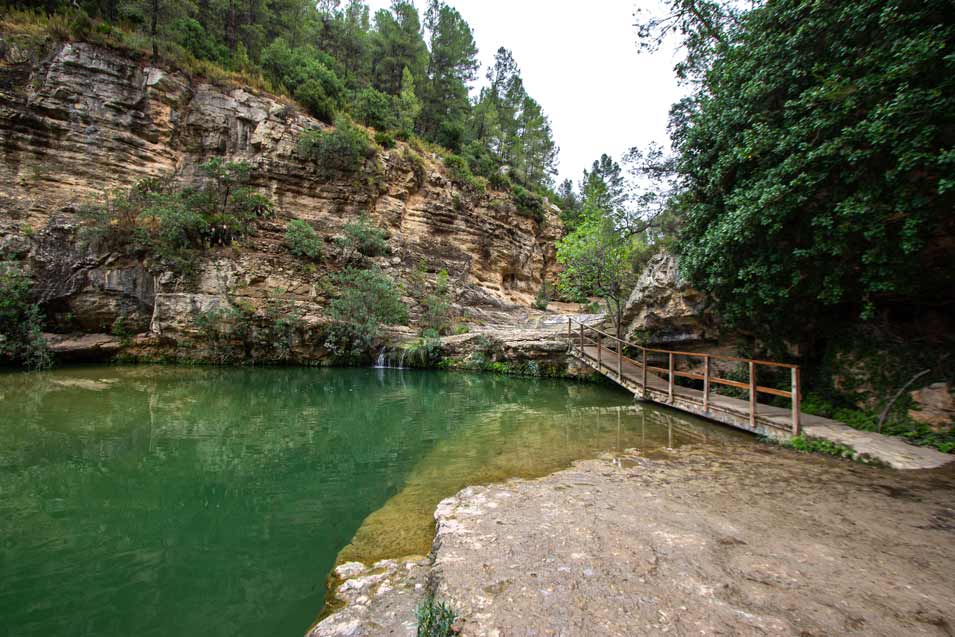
[373,346,406,369]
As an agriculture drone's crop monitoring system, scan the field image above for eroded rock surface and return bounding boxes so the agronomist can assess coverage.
[0,40,562,363]
[308,559,429,637]
[619,252,717,347]
[323,444,955,636]
[910,382,955,429]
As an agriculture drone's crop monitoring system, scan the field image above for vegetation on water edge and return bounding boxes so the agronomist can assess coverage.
[0,265,51,370]
[762,435,880,465]
[415,595,457,637]
[324,266,408,363]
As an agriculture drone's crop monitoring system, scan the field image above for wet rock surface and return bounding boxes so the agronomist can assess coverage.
[324,443,955,636]
[308,558,429,637]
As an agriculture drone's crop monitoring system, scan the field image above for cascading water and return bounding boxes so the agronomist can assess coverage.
[373,347,406,369]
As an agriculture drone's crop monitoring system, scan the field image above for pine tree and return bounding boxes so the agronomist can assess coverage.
[370,1,428,95]
[418,0,478,147]
[396,66,422,136]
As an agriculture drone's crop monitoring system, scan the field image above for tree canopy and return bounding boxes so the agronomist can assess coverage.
[639,0,955,346]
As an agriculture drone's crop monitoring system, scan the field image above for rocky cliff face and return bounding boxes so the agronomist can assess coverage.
[0,40,561,362]
[618,252,719,347]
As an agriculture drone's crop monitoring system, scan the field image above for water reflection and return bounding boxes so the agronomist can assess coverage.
[0,366,746,637]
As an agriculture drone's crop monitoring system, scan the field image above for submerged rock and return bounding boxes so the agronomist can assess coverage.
[308,558,429,637]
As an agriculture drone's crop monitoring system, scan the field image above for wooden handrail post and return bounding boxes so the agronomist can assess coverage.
[567,317,571,340]
[668,352,674,403]
[617,337,622,378]
[579,322,584,351]
[791,366,801,436]
[703,355,710,412]
[642,348,647,392]
[749,361,756,428]
[597,332,602,368]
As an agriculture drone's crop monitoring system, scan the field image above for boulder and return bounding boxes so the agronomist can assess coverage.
[909,382,955,429]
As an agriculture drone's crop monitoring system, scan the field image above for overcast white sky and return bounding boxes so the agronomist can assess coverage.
[368,0,685,184]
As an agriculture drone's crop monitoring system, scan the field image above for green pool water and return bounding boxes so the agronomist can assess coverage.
[0,365,745,637]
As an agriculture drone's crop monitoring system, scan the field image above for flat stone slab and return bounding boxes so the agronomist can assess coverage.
[432,446,955,636]
[803,421,953,470]
[317,444,955,636]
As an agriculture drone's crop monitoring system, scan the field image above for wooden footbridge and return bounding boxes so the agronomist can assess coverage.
[566,319,802,437]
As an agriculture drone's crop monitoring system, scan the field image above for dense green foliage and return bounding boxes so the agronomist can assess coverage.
[197,294,303,364]
[556,155,663,336]
[336,214,389,262]
[284,219,323,261]
[416,595,457,637]
[0,265,51,369]
[5,0,560,194]
[80,159,272,271]
[325,266,408,360]
[297,115,377,175]
[664,0,955,344]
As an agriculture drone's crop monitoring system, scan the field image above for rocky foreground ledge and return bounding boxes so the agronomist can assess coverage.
[311,443,955,637]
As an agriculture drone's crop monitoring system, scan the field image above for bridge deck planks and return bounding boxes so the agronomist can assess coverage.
[571,343,831,436]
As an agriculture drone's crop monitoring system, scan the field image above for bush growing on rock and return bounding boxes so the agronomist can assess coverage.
[0,265,51,370]
[80,159,273,272]
[403,149,428,191]
[415,595,457,637]
[325,267,408,361]
[284,219,323,261]
[419,269,454,335]
[196,294,303,364]
[336,215,389,262]
[298,116,377,176]
[511,184,544,219]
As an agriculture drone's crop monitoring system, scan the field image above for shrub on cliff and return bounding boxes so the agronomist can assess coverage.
[511,184,544,219]
[284,219,323,261]
[336,215,389,262]
[298,116,376,176]
[0,265,51,370]
[324,267,408,361]
[196,293,303,364]
[80,159,273,271]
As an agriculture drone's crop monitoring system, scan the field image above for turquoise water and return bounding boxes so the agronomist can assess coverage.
[0,366,744,637]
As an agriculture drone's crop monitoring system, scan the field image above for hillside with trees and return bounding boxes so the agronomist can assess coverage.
[0,0,559,196]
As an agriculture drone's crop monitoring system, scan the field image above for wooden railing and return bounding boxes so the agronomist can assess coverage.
[566,318,801,435]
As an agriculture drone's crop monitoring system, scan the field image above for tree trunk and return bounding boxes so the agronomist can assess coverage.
[150,0,159,63]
